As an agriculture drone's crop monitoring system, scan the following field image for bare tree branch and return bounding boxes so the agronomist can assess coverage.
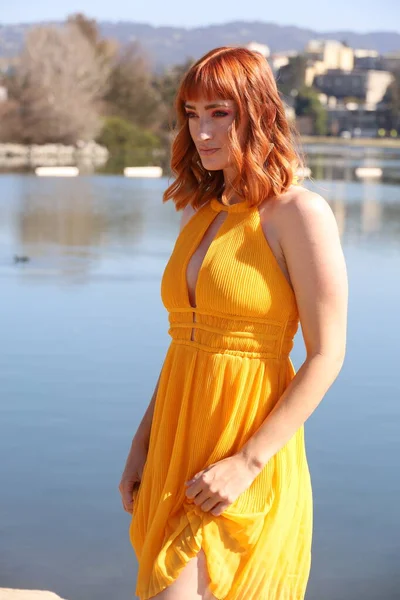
[13,23,112,144]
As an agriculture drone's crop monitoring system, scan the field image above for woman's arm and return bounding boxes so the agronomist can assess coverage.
[238,189,348,472]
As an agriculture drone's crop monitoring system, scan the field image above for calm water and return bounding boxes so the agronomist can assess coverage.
[0,155,399,600]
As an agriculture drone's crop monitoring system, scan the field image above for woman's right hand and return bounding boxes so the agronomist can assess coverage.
[118,440,148,514]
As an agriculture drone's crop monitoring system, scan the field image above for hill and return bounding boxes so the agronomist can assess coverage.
[0,20,399,72]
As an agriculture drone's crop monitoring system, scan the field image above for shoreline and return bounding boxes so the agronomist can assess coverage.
[0,142,109,170]
[300,135,400,147]
[0,590,66,599]
[0,136,399,173]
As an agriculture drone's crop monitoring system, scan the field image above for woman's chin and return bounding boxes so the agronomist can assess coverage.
[201,159,224,171]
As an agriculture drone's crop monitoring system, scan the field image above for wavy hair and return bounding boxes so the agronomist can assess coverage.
[163,46,306,211]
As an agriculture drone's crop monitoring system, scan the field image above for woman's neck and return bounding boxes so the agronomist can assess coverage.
[218,189,246,207]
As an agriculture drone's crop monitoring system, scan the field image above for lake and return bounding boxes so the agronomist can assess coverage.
[0,152,399,600]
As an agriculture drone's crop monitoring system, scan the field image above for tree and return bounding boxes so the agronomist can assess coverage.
[152,58,196,131]
[67,13,109,52]
[276,55,308,97]
[0,99,22,142]
[96,116,162,172]
[382,69,400,131]
[67,13,117,79]
[10,23,111,144]
[295,86,328,135]
[103,42,162,130]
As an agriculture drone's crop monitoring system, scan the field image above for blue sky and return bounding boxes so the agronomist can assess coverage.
[1,0,399,33]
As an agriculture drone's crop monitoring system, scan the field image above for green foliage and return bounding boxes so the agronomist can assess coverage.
[103,42,162,130]
[295,86,328,135]
[96,116,162,172]
[152,58,196,131]
[276,55,307,97]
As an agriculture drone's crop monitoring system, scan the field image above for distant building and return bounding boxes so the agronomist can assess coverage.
[383,51,400,73]
[304,40,354,71]
[272,38,396,137]
[270,55,289,72]
[354,49,379,59]
[354,49,385,71]
[246,42,270,59]
[313,68,393,108]
[355,55,386,71]
[304,61,326,87]
[269,51,298,76]
[303,40,354,87]
[324,103,387,136]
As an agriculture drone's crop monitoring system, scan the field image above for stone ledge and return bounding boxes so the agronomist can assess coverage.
[0,590,66,599]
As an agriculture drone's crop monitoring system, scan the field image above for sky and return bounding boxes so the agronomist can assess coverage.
[1,0,399,33]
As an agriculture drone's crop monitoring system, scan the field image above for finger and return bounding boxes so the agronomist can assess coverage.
[193,491,209,507]
[120,491,134,512]
[123,491,133,506]
[210,502,229,517]
[122,498,133,514]
[200,497,219,513]
[124,492,134,508]
[125,484,140,513]
[123,483,139,502]
[185,478,204,498]
[185,471,202,486]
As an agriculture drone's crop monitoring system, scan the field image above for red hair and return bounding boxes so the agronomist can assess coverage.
[163,46,305,211]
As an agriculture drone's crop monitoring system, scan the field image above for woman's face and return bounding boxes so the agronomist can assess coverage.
[184,97,248,174]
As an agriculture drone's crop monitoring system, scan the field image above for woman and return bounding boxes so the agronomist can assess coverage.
[119,46,348,600]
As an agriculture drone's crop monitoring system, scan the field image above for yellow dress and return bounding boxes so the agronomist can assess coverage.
[129,196,313,600]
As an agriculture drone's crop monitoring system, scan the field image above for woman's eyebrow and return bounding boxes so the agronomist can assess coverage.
[184,103,229,110]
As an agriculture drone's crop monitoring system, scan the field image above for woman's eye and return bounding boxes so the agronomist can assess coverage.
[185,111,229,119]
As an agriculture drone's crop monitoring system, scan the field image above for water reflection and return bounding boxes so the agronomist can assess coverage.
[0,175,179,282]
[0,153,399,600]
[0,170,398,284]
[319,179,390,238]
[305,144,400,185]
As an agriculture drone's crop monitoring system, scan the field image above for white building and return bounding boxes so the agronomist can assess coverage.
[269,50,298,76]
[304,39,354,71]
[246,42,270,59]
[383,51,400,73]
[313,69,394,108]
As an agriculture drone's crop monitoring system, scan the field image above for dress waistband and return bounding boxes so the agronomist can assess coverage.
[167,309,298,359]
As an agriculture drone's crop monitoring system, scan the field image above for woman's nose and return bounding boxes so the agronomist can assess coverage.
[197,117,214,139]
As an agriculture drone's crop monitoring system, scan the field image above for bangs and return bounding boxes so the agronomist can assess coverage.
[179,57,240,105]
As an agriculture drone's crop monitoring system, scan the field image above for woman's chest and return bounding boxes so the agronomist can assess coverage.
[161,205,295,318]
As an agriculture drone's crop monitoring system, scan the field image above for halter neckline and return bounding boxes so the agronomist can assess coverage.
[210,197,254,213]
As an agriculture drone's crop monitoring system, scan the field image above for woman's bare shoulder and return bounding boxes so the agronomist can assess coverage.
[271,184,336,238]
[272,185,345,288]
[179,200,208,231]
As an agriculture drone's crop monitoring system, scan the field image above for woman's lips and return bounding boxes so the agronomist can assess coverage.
[199,148,219,156]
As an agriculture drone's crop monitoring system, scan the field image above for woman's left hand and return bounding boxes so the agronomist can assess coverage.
[184,454,261,516]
